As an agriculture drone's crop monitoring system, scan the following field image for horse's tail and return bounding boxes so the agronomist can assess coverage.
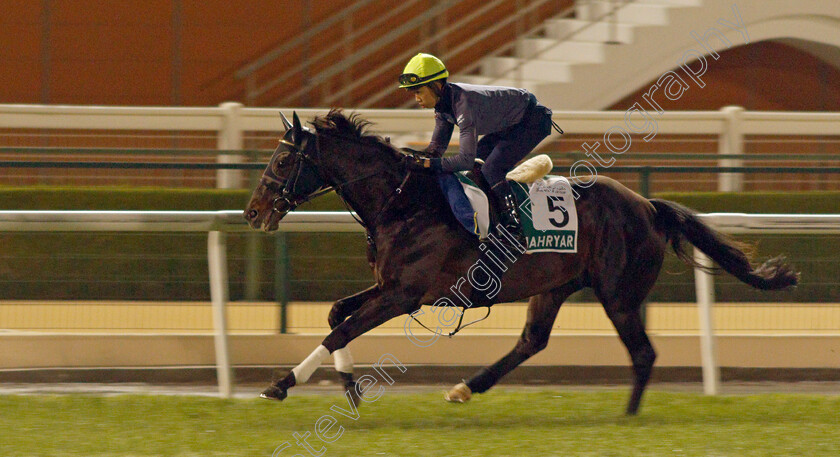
[649,199,799,290]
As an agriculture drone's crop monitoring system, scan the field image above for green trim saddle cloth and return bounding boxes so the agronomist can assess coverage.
[444,172,578,254]
[511,176,578,253]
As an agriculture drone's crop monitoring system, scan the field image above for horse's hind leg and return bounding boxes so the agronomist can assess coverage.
[447,280,582,402]
[595,253,662,415]
[603,303,656,415]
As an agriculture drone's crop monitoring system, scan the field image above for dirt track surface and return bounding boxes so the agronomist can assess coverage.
[1,381,838,398]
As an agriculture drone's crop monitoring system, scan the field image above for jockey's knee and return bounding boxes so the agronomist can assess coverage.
[480,164,504,188]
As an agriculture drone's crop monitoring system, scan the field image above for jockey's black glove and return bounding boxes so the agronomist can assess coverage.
[403,154,435,173]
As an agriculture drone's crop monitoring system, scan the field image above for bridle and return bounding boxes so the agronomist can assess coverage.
[264,125,413,233]
[263,128,332,213]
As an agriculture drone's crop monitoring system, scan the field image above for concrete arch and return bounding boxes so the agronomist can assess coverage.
[541,1,840,110]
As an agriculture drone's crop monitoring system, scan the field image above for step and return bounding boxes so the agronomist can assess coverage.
[576,1,670,25]
[480,57,573,82]
[516,39,606,64]
[454,75,544,93]
[545,19,635,44]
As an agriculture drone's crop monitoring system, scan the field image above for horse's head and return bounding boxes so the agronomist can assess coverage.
[244,111,330,231]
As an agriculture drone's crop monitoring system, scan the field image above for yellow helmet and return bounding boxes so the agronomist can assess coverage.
[398,53,449,89]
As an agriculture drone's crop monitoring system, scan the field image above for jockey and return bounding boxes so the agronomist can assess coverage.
[399,53,557,241]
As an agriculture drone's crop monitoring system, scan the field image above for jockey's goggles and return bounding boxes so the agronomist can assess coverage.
[398,69,447,88]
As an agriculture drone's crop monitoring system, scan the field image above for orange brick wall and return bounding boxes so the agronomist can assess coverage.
[609,41,840,112]
[1,0,570,107]
[1,1,352,105]
[2,2,838,111]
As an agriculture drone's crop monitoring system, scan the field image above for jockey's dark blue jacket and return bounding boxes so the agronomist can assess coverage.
[425,82,549,174]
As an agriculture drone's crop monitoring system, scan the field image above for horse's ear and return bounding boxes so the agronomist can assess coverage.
[292,111,302,143]
[279,111,292,131]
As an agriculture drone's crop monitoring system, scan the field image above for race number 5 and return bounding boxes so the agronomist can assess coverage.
[546,196,569,228]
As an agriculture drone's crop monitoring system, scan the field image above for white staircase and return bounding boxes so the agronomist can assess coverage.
[455,0,706,110]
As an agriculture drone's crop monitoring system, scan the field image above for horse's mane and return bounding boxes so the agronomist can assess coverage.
[311,109,396,154]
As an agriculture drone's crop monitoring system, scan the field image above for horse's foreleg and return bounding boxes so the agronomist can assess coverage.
[328,284,381,402]
[448,281,580,402]
[329,284,381,331]
[262,290,413,402]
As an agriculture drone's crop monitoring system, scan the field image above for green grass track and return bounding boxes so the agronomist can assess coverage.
[2,390,839,456]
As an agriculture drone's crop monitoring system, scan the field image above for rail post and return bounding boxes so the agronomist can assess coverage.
[216,102,244,189]
[639,166,651,197]
[693,247,720,395]
[275,233,290,333]
[208,230,233,398]
[719,106,744,192]
[245,150,262,300]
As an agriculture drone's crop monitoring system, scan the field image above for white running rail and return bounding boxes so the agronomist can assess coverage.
[3,104,840,192]
[1,210,838,396]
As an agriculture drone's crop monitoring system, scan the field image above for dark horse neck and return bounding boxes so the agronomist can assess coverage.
[311,111,451,239]
[316,135,415,231]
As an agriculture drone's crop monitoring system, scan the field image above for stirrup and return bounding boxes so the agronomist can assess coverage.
[494,220,525,254]
[502,222,525,247]
[505,221,523,239]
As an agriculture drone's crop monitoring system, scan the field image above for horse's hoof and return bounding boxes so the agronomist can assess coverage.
[444,382,472,403]
[260,384,288,401]
[261,371,295,401]
[345,381,362,408]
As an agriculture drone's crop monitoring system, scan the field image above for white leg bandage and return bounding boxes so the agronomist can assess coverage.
[291,345,330,384]
[333,348,354,374]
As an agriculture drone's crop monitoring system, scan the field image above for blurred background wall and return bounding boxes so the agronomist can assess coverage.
[3,0,839,110]
[1,0,838,374]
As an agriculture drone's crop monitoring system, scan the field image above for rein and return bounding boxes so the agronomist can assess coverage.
[361,169,413,230]
[270,130,414,237]
[271,187,334,213]
[407,306,492,337]
[268,119,494,339]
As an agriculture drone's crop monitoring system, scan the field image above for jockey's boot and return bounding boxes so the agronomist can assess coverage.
[491,181,526,250]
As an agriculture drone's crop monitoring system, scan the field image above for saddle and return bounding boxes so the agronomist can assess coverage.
[467,155,554,227]
[441,155,554,239]
[440,154,576,309]
[439,155,579,254]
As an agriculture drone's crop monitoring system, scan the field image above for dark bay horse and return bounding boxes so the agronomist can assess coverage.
[244,110,798,415]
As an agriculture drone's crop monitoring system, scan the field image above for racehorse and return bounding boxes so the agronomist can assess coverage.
[244,110,798,415]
